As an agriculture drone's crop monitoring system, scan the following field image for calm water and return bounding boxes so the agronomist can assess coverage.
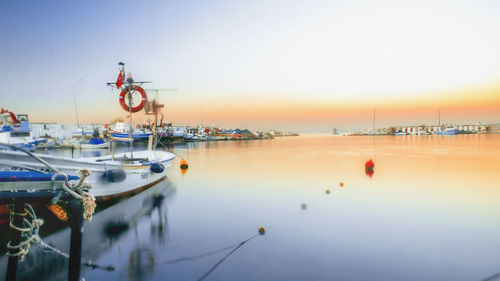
[2,135,500,281]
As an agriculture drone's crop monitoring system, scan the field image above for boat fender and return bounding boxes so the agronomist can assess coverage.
[103,169,127,183]
[150,163,164,173]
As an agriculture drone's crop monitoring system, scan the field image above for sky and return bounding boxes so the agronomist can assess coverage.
[1,0,500,133]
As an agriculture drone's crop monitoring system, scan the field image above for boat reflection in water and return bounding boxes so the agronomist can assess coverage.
[0,179,176,281]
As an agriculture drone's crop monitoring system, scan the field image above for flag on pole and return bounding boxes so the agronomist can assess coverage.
[116,70,124,88]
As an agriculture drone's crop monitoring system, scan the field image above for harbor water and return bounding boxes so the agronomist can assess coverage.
[1,134,500,281]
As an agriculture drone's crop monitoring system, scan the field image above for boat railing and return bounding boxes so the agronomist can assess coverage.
[0,142,90,199]
[0,141,60,173]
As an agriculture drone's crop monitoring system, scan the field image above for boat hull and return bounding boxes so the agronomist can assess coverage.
[111,132,151,141]
[0,150,175,198]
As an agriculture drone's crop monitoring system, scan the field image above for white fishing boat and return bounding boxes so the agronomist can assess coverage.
[436,126,459,135]
[0,110,46,151]
[0,149,175,200]
[2,63,177,200]
[60,138,110,149]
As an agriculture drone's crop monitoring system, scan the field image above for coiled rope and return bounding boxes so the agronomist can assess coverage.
[6,204,42,262]
[6,203,113,271]
[6,169,97,261]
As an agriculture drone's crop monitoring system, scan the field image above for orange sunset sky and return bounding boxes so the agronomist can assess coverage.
[2,0,500,132]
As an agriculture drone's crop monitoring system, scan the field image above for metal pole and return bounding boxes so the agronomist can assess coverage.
[128,81,134,157]
[6,201,24,281]
[153,91,158,148]
[68,198,83,281]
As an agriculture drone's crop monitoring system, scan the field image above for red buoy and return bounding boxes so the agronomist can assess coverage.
[365,159,375,178]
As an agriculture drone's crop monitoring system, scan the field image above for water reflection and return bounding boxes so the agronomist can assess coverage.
[128,247,155,281]
[0,180,176,281]
[3,135,500,281]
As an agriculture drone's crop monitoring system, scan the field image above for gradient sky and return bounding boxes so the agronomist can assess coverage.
[1,0,500,132]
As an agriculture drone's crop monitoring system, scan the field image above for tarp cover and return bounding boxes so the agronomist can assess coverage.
[0,171,79,182]
[88,138,105,145]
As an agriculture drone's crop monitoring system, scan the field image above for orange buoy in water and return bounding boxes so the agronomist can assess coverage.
[258,227,266,235]
[365,159,375,178]
[180,158,189,169]
[339,182,344,187]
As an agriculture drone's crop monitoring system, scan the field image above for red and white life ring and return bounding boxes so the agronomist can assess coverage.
[119,86,148,113]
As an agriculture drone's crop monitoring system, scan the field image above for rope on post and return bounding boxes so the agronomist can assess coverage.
[52,169,96,221]
[6,168,97,262]
[6,204,43,262]
[5,203,113,271]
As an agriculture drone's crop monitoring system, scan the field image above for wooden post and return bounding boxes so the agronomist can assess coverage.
[6,201,24,281]
[68,198,83,281]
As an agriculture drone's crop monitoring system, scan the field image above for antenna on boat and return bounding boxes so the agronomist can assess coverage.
[372,107,376,130]
[107,62,152,158]
[144,88,178,149]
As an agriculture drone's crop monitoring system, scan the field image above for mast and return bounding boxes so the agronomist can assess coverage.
[126,72,133,159]
[372,107,376,130]
[72,78,83,132]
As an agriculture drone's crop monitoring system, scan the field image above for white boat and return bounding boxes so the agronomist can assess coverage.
[60,139,110,149]
[0,149,175,199]
[436,126,459,135]
[110,122,152,142]
[0,111,45,151]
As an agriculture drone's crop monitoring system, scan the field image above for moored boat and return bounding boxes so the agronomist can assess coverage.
[110,122,152,142]
[0,110,46,151]
[436,126,459,135]
[0,149,175,199]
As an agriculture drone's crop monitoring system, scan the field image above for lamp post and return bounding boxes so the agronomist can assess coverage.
[72,78,84,130]
[200,102,210,126]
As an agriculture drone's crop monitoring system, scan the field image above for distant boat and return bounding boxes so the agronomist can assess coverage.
[436,126,458,135]
[0,110,46,151]
[110,122,152,142]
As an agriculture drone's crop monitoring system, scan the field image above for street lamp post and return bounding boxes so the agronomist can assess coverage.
[72,78,84,130]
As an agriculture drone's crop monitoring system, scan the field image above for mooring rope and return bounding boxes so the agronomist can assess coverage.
[52,169,96,221]
[197,233,259,281]
[37,240,115,271]
[480,272,500,281]
[157,242,246,265]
